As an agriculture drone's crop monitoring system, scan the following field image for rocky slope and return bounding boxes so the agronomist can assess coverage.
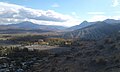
[62,22,120,40]
[27,33,120,72]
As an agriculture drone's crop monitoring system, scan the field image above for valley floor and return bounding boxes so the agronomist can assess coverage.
[0,33,120,72]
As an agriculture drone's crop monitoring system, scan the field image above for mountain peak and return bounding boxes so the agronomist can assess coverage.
[80,20,88,24]
[19,21,35,25]
[104,19,120,24]
[104,19,115,21]
[67,20,93,31]
[104,19,116,22]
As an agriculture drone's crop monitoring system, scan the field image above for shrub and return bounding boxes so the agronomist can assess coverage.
[93,56,107,65]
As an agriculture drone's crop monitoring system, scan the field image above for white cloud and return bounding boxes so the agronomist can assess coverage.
[112,0,119,7]
[51,3,60,8]
[29,18,81,27]
[0,2,80,26]
[88,15,108,22]
[0,2,67,22]
[88,15,120,22]
[87,12,105,15]
[111,16,120,19]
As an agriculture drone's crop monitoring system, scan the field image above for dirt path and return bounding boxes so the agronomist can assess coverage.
[25,45,72,54]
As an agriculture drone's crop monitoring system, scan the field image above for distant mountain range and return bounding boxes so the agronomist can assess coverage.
[1,19,120,31]
[0,19,120,38]
[67,19,120,31]
[0,21,68,34]
[62,19,120,40]
[0,21,67,31]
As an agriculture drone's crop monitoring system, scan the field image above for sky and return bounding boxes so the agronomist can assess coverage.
[0,0,120,27]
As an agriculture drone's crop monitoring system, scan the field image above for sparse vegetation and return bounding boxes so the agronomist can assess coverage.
[0,22,120,72]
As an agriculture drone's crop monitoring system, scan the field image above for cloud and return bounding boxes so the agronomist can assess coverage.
[0,2,80,26]
[112,0,119,7]
[51,3,60,8]
[29,18,81,27]
[88,15,120,22]
[88,15,108,22]
[87,12,105,15]
[0,2,67,22]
